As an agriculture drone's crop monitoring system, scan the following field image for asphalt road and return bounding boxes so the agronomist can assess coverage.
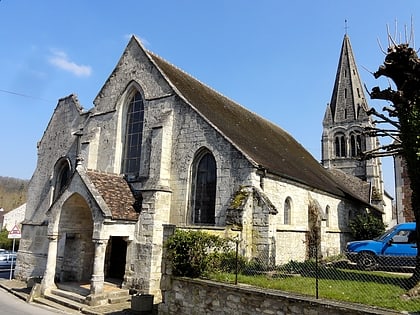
[0,282,67,314]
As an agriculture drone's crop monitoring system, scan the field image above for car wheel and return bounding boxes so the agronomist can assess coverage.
[357,252,377,269]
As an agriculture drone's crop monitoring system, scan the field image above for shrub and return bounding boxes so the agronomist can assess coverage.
[165,229,229,278]
[0,229,18,250]
[209,250,247,273]
[349,213,386,241]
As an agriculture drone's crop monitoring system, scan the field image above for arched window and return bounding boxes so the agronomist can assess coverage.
[54,159,71,200]
[334,133,346,157]
[350,132,364,157]
[123,91,144,176]
[325,205,330,227]
[191,151,216,225]
[284,197,292,225]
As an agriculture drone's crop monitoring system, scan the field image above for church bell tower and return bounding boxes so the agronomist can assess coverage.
[322,34,384,196]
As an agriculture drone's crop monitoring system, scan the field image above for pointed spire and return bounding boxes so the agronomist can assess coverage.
[324,34,369,125]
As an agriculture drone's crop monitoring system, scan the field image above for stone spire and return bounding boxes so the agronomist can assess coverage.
[323,34,369,126]
[321,35,384,198]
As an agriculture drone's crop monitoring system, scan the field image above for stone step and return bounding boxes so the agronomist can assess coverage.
[108,294,130,304]
[34,296,81,314]
[51,287,86,304]
[106,289,130,300]
[56,282,90,296]
[43,291,86,311]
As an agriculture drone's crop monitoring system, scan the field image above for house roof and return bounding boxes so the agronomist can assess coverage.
[327,169,371,204]
[143,39,358,200]
[86,170,138,221]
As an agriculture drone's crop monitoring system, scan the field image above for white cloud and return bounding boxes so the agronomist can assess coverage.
[48,50,92,77]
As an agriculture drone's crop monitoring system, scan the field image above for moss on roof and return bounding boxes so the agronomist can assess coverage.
[148,51,347,198]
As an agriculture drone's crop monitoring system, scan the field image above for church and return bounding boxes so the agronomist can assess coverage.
[15,34,391,305]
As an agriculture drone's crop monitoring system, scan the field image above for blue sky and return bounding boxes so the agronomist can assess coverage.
[1,1,419,197]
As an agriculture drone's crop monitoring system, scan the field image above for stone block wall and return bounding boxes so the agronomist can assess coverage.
[158,278,398,315]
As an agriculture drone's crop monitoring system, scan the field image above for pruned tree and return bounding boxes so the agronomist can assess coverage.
[364,29,420,290]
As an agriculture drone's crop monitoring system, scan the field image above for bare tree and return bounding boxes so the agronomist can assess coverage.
[366,33,420,291]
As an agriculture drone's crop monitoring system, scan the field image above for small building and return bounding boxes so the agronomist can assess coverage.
[2,203,25,231]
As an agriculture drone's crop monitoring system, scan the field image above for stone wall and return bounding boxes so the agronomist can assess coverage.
[158,278,399,315]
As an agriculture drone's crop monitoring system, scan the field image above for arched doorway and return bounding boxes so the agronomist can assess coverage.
[58,193,94,282]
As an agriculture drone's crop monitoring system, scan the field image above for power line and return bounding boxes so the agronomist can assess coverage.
[0,88,53,102]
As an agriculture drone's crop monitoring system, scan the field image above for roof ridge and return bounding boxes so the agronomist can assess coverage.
[146,50,275,126]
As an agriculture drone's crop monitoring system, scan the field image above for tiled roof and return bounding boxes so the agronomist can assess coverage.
[86,170,138,221]
[327,169,375,208]
[147,49,348,198]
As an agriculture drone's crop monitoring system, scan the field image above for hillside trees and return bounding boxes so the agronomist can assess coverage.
[0,176,28,211]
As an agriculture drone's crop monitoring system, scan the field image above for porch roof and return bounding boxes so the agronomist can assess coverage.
[86,170,139,221]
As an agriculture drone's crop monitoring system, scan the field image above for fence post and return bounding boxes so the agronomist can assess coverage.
[315,234,319,299]
[235,239,239,285]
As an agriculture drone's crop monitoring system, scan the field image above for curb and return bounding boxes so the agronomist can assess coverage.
[0,281,28,301]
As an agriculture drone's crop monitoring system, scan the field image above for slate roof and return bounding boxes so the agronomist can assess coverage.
[146,43,364,201]
[86,170,138,221]
[327,169,371,205]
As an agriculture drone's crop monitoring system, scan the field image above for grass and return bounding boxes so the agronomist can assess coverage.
[209,267,420,312]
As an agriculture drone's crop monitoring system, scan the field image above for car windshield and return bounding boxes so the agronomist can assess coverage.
[374,226,397,241]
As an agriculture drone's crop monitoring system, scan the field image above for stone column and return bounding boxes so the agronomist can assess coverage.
[41,234,58,294]
[90,239,108,296]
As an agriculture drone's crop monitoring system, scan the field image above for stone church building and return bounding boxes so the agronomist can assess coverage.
[15,35,389,304]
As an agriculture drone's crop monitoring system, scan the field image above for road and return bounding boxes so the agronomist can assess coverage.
[0,271,67,314]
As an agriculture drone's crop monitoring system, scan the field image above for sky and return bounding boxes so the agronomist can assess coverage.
[1,1,419,198]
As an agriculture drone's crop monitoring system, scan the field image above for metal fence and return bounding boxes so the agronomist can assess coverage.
[202,240,420,313]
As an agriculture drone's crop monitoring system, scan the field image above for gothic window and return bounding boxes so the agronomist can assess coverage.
[284,197,292,225]
[54,158,71,200]
[123,91,144,176]
[350,132,365,157]
[334,133,346,157]
[191,151,216,225]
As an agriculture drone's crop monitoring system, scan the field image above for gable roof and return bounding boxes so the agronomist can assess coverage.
[86,170,139,221]
[133,37,354,199]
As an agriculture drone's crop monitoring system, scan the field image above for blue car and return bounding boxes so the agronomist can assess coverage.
[346,222,417,269]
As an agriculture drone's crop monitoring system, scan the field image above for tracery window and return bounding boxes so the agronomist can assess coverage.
[284,197,292,225]
[334,133,346,157]
[191,151,216,225]
[123,91,144,176]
